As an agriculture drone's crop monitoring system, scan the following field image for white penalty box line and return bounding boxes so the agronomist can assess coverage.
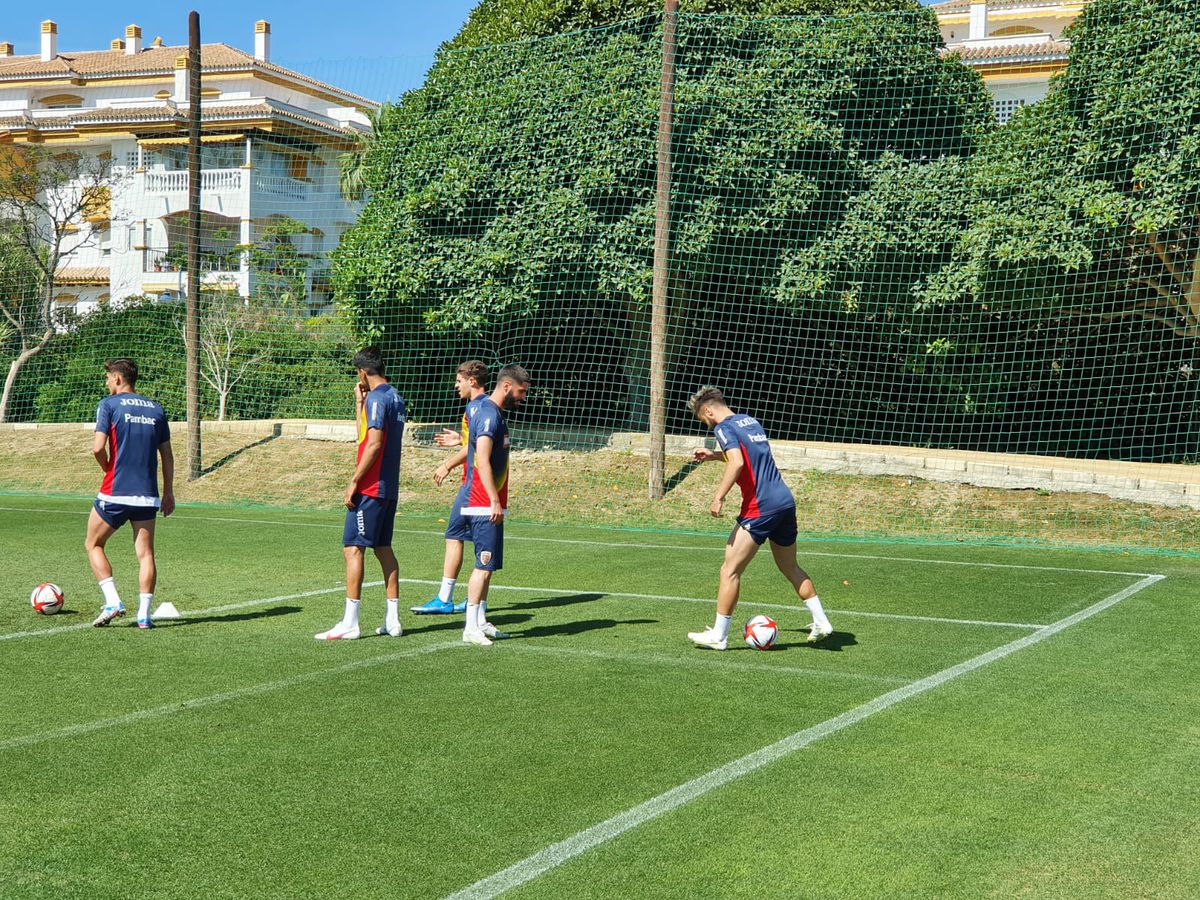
[444,573,1166,900]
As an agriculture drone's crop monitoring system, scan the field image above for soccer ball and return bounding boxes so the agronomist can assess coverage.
[30,583,64,616]
[744,614,778,650]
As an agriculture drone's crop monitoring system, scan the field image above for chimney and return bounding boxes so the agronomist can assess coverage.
[111,39,125,52]
[40,20,58,61]
[174,54,189,103]
[968,1,988,41]
[0,43,13,58]
[254,20,270,62]
[125,24,142,55]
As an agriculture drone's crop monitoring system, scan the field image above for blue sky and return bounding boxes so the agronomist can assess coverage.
[6,2,942,101]
[2,2,480,99]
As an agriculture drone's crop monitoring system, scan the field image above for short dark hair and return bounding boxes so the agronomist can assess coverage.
[497,363,530,387]
[456,359,488,387]
[353,346,386,377]
[105,358,138,387]
[687,385,725,417]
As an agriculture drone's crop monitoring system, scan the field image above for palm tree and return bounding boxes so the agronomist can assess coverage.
[338,104,390,203]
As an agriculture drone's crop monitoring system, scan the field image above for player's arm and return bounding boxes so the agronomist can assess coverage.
[159,441,176,517]
[92,430,110,471]
[434,445,468,486]
[473,434,503,523]
[691,446,722,463]
[344,428,384,509]
[710,451,744,518]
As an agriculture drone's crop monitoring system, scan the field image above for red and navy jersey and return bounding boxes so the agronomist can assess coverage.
[94,393,170,506]
[457,396,510,516]
[355,383,406,500]
[713,413,794,519]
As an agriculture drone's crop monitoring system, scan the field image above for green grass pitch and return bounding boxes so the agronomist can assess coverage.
[2,494,1199,899]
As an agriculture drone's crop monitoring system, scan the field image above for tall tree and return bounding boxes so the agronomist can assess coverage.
[0,145,115,423]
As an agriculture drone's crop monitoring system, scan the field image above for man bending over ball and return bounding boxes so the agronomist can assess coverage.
[686,386,833,650]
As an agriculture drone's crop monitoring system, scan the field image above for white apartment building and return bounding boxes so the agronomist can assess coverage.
[0,19,374,314]
[932,0,1091,123]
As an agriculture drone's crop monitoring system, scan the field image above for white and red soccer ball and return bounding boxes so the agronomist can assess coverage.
[743,614,778,650]
[30,583,64,616]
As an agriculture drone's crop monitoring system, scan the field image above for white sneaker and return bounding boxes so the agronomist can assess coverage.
[480,622,508,640]
[687,628,728,651]
[315,622,360,641]
[375,621,402,637]
[462,627,493,647]
[807,623,833,644]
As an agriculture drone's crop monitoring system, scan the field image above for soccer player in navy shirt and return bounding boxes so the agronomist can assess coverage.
[316,347,407,641]
[411,359,488,616]
[452,363,530,647]
[86,358,174,629]
[686,386,833,650]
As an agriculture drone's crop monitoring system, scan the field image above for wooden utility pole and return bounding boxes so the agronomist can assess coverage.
[185,10,202,480]
[649,0,678,500]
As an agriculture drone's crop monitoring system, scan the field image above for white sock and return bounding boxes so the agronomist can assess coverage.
[138,592,153,621]
[385,598,399,625]
[480,599,488,624]
[98,577,121,608]
[342,598,360,628]
[465,602,480,631]
[438,577,456,603]
[713,614,732,641]
[804,596,831,631]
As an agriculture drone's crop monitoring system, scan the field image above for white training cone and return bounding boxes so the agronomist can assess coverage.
[152,601,182,620]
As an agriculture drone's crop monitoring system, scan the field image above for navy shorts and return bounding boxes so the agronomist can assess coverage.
[735,506,798,547]
[445,505,504,571]
[94,498,158,529]
[343,494,397,548]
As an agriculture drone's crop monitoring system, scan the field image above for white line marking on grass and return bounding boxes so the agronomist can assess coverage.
[395,579,1043,630]
[506,644,910,686]
[0,504,1158,577]
[0,581,383,643]
[444,573,1165,900]
[0,639,461,753]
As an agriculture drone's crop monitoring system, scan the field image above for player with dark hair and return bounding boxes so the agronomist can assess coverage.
[451,363,531,646]
[411,359,488,616]
[316,346,407,641]
[685,385,833,650]
[86,358,174,629]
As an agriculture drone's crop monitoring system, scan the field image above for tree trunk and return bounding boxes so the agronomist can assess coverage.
[218,390,227,421]
[0,329,53,424]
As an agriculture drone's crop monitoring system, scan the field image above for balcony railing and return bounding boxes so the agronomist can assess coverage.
[143,169,246,193]
[144,248,243,275]
[252,174,309,200]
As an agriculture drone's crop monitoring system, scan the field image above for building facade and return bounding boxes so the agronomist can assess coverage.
[932,0,1091,123]
[0,20,374,315]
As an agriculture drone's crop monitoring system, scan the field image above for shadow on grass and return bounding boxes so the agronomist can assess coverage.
[504,592,605,611]
[664,459,702,496]
[515,617,657,639]
[201,426,282,476]
[162,604,302,627]
[774,629,857,653]
[400,613,534,637]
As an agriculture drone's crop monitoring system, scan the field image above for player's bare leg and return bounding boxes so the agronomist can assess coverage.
[316,546,365,640]
[463,567,494,646]
[689,526,759,650]
[769,540,833,642]
[412,539,464,614]
[130,518,158,628]
[373,545,402,637]
[86,509,125,626]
